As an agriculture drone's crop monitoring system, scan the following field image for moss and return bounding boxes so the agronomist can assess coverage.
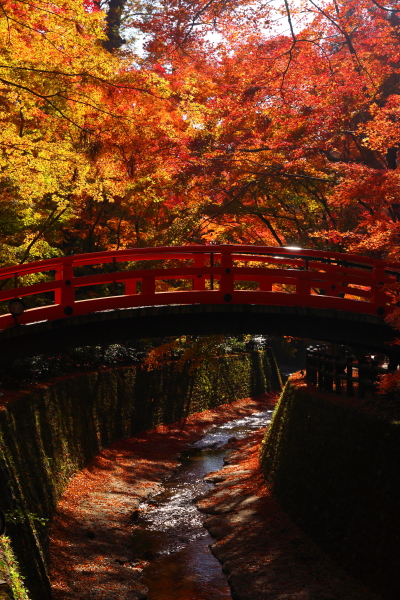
[0,537,29,600]
[260,374,400,600]
[0,349,279,600]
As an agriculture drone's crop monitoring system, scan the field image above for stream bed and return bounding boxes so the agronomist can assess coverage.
[131,409,274,599]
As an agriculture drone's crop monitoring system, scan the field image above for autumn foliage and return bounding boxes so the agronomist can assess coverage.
[0,0,398,263]
[1,0,400,382]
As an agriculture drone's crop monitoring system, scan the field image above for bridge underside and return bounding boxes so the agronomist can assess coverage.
[0,304,397,365]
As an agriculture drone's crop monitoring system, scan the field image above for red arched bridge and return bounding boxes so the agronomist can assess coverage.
[0,245,399,362]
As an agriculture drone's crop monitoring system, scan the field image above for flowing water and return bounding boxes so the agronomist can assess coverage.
[131,409,275,600]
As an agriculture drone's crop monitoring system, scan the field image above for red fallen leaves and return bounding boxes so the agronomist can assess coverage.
[196,428,381,600]
[48,392,279,600]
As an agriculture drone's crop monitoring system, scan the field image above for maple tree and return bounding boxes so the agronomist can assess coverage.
[1,0,399,261]
[167,0,400,253]
[96,0,399,252]
[0,0,194,267]
[1,1,400,358]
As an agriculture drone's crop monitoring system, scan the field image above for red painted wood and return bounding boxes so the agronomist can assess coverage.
[0,245,398,330]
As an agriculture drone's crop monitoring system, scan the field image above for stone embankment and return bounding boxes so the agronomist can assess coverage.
[197,431,380,600]
[0,349,278,600]
[260,372,400,599]
[49,394,278,600]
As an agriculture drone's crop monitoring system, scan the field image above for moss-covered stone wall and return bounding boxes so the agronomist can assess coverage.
[260,373,400,600]
[0,349,280,600]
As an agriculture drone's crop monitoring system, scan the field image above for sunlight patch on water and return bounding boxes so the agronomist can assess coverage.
[191,410,274,449]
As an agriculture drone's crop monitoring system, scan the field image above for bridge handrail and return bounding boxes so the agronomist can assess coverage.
[1,245,399,280]
[305,346,399,398]
[0,245,399,331]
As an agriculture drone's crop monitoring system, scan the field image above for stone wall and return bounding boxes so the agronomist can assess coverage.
[260,373,400,600]
[0,349,280,600]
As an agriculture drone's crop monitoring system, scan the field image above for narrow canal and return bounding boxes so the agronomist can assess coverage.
[131,409,274,599]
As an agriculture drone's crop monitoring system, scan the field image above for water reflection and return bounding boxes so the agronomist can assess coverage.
[132,410,274,599]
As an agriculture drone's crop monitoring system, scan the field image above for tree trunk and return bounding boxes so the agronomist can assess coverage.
[103,0,126,52]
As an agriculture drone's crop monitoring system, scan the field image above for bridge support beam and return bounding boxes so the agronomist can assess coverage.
[0,304,398,367]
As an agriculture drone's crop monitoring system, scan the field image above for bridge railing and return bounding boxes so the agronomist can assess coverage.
[305,346,399,398]
[0,245,399,330]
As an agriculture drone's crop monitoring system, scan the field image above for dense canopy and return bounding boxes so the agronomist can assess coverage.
[0,0,399,262]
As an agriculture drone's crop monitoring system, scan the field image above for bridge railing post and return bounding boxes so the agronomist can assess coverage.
[306,346,318,385]
[324,353,334,392]
[317,348,325,391]
[308,347,318,385]
[358,356,368,399]
[193,255,206,291]
[387,356,399,373]
[210,252,214,290]
[370,358,379,391]
[311,348,318,385]
[313,346,320,387]
[55,260,75,311]
[346,356,354,397]
[312,346,319,386]
[326,282,339,297]
[306,347,313,383]
[296,277,310,298]
[334,355,345,395]
[112,257,118,295]
[141,276,155,295]
[220,248,234,292]
[372,261,388,308]
[125,278,137,295]
[259,276,272,291]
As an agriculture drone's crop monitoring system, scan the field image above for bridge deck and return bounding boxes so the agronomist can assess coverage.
[0,304,395,365]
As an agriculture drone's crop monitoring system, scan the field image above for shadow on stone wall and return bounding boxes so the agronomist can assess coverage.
[260,374,400,600]
[0,350,280,600]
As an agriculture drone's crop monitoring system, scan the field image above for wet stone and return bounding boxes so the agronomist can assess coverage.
[203,474,226,483]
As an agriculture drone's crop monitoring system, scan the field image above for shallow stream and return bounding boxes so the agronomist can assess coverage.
[131,409,275,599]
